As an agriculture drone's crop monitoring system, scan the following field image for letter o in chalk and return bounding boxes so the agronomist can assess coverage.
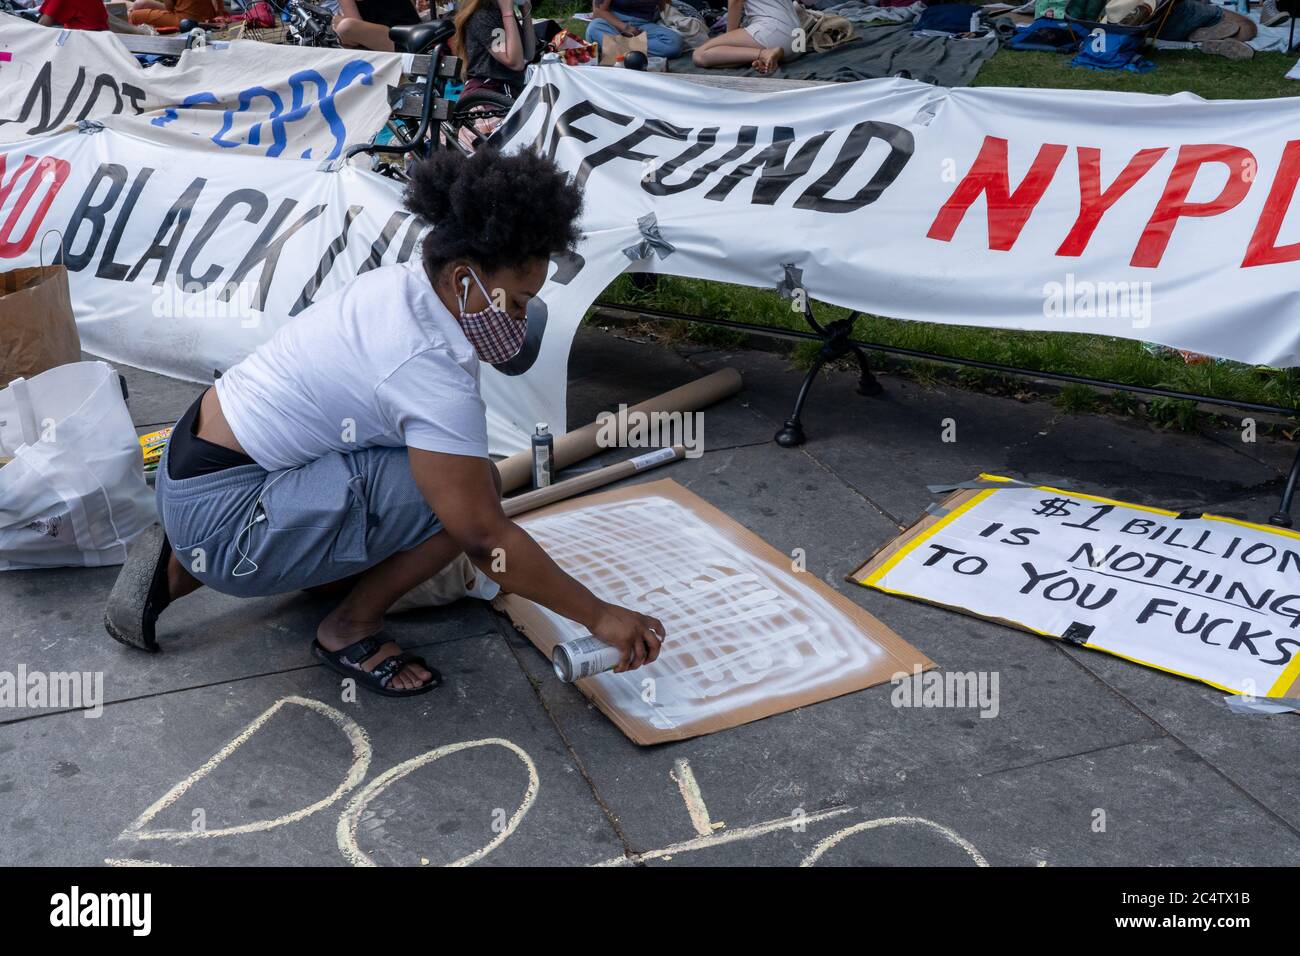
[800,816,988,867]
[336,738,538,867]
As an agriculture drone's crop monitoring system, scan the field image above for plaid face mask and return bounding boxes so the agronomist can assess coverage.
[456,268,527,365]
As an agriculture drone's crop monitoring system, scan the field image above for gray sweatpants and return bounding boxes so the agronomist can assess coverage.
[155,442,444,598]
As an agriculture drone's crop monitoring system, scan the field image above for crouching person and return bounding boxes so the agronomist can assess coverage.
[104,148,665,697]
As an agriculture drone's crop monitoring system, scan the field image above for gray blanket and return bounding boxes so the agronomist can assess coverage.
[665,22,998,86]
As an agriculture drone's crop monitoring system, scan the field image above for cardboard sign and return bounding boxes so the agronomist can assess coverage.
[850,475,1300,701]
[496,479,933,745]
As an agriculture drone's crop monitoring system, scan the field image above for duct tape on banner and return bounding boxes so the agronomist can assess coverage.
[1224,695,1300,715]
[622,213,675,262]
[776,263,804,301]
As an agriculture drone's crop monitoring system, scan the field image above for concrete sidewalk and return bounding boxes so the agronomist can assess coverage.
[3,327,1299,867]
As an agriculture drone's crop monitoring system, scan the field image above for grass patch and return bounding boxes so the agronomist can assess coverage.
[1054,383,1099,413]
[533,0,589,20]
[973,48,1300,100]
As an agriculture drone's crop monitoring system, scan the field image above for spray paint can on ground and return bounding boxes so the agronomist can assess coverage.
[553,635,622,682]
[531,422,554,489]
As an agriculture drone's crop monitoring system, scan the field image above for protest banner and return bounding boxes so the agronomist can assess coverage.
[851,476,1300,700]
[0,16,402,161]
[8,59,1300,454]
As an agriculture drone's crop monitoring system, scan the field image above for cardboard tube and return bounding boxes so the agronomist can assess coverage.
[503,445,685,517]
[496,367,741,493]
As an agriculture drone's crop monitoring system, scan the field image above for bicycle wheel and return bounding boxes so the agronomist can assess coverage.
[446,88,515,155]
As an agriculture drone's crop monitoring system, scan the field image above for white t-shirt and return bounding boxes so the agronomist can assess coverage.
[215,260,488,472]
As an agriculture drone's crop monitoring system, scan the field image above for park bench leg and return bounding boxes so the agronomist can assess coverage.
[1270,443,1300,527]
[775,357,824,447]
[774,309,883,447]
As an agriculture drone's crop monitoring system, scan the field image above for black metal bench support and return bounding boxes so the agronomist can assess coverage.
[1273,444,1300,528]
[591,298,1300,528]
[775,308,882,448]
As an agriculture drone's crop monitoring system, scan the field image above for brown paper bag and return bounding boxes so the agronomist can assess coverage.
[0,265,81,387]
[599,29,649,65]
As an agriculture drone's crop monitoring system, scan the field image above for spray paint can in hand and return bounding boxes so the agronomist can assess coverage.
[531,422,554,489]
[553,634,623,682]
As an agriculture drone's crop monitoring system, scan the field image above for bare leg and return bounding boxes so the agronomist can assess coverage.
[317,531,464,690]
[692,27,763,68]
[166,552,204,601]
[334,17,396,52]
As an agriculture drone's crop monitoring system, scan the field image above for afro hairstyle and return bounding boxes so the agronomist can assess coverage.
[403,148,584,277]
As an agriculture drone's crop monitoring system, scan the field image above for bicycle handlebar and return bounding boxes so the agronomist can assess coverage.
[344,40,445,161]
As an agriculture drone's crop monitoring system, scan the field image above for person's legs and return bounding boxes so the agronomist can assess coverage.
[584,15,620,50]
[315,456,502,690]
[128,5,181,27]
[334,17,395,51]
[316,531,463,689]
[151,443,491,690]
[692,27,763,67]
[642,21,685,57]
[167,554,203,601]
[751,45,785,73]
[743,16,796,73]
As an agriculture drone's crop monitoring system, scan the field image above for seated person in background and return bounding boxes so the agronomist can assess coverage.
[128,0,223,29]
[332,0,421,52]
[455,0,535,98]
[587,0,684,59]
[693,0,802,74]
[38,0,108,30]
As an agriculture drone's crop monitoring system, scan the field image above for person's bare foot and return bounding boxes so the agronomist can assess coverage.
[752,47,782,74]
[317,608,433,691]
[166,552,203,602]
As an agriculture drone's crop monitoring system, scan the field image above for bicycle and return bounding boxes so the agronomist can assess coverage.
[280,0,341,47]
[347,8,533,178]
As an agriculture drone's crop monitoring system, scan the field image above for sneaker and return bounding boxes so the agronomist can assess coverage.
[1200,37,1255,58]
[1261,0,1290,26]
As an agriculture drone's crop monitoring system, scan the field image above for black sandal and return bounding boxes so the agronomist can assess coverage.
[103,523,172,653]
[311,635,441,697]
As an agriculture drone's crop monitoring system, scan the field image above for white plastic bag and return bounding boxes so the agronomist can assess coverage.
[388,553,501,614]
[0,361,156,570]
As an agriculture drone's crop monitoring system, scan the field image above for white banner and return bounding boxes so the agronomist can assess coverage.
[0,15,402,162]
[853,477,1300,699]
[496,63,1300,371]
[0,121,586,456]
[6,60,1300,458]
